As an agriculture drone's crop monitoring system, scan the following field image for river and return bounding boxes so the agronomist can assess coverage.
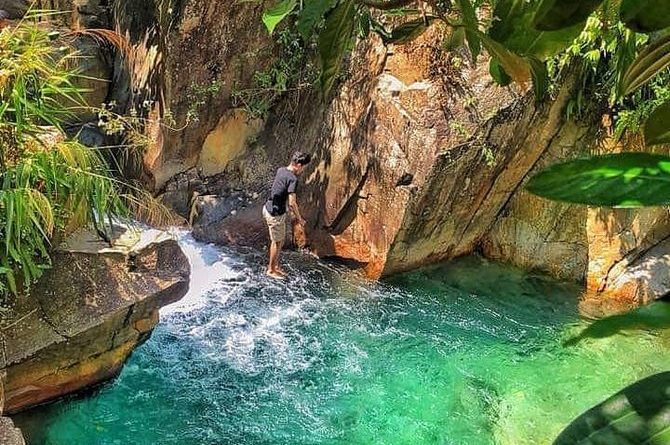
[14,232,670,444]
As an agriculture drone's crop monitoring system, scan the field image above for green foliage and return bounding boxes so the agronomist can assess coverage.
[645,99,670,145]
[615,75,670,138]
[381,16,438,45]
[553,371,670,445]
[297,0,339,40]
[564,301,670,346]
[185,80,222,124]
[526,152,670,207]
[620,0,670,33]
[644,101,670,145]
[0,18,126,295]
[477,31,531,83]
[620,33,670,96]
[318,0,356,97]
[533,0,604,31]
[232,29,316,119]
[490,0,585,59]
[489,58,512,86]
[455,0,480,60]
[263,0,298,35]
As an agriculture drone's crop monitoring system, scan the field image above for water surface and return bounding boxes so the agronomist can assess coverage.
[15,234,670,444]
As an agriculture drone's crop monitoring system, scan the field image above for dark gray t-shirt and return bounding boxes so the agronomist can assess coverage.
[265,167,298,216]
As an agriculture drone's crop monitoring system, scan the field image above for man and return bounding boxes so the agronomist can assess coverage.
[263,151,312,279]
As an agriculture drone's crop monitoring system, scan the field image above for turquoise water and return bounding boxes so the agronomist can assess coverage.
[15,235,670,445]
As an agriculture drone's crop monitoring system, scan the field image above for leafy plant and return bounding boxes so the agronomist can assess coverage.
[525,152,670,207]
[0,16,127,295]
[232,29,316,119]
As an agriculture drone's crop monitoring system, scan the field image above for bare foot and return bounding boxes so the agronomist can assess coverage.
[266,270,286,280]
[276,267,288,277]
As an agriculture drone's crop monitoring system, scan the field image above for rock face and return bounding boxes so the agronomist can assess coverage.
[0,417,25,445]
[481,120,594,282]
[191,29,581,279]
[110,0,276,190]
[27,1,670,308]
[0,229,190,414]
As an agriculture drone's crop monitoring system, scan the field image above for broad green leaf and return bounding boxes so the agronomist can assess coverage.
[382,16,438,45]
[533,0,604,31]
[621,33,670,96]
[645,100,670,146]
[620,0,670,33]
[478,31,531,83]
[297,0,338,40]
[444,26,466,51]
[564,301,670,346]
[319,0,356,97]
[489,58,512,86]
[489,0,585,59]
[554,372,670,445]
[456,0,481,60]
[526,153,670,207]
[263,0,298,35]
[528,56,548,100]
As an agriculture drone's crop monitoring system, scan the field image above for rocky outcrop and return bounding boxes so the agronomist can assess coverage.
[0,228,189,414]
[110,0,277,190]
[0,417,25,445]
[583,204,670,311]
[481,120,594,282]
[192,28,580,279]
[485,133,670,309]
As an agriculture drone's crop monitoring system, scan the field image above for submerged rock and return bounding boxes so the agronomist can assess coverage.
[0,228,190,414]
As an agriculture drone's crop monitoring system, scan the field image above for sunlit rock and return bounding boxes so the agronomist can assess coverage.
[0,228,190,414]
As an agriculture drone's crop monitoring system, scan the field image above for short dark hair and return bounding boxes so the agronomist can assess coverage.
[291,151,312,166]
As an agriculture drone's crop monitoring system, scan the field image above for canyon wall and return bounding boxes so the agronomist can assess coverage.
[5,0,667,308]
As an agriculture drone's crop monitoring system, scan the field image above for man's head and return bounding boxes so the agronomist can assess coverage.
[289,151,312,175]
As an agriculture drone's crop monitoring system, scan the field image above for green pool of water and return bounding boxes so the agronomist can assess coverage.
[15,236,670,445]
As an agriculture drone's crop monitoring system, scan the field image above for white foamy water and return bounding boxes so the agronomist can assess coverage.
[161,230,249,315]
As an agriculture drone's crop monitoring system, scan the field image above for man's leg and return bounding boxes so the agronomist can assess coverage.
[273,241,285,274]
[268,241,280,273]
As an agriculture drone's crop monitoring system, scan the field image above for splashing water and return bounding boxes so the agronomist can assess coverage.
[14,232,670,445]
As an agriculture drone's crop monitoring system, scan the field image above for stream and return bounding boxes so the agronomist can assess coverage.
[14,232,670,444]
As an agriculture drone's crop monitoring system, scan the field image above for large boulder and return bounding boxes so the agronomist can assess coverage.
[205,29,578,279]
[481,120,594,282]
[0,417,25,445]
[64,35,114,123]
[0,0,28,18]
[0,228,190,414]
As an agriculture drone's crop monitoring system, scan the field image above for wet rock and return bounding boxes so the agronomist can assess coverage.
[191,194,270,248]
[0,228,190,414]
[193,202,269,248]
[0,417,25,445]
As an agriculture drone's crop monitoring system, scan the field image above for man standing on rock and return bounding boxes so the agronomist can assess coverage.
[263,151,312,279]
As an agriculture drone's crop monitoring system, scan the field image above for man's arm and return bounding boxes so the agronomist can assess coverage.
[288,193,306,225]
